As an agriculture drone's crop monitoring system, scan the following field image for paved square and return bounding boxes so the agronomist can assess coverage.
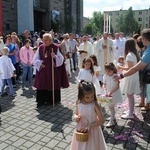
[0,73,150,150]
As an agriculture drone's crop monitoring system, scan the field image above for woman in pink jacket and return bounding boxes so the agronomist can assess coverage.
[20,39,34,90]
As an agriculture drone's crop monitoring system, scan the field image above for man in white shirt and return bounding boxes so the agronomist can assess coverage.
[78,35,94,68]
[119,32,126,46]
[69,33,77,71]
[113,33,124,62]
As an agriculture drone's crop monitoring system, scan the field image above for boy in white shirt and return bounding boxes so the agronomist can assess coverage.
[0,47,15,97]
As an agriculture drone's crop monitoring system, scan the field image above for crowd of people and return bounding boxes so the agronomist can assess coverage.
[0,28,150,150]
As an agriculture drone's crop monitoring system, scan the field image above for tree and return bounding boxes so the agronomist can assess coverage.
[91,11,104,34]
[83,23,97,35]
[83,11,104,36]
[116,7,139,35]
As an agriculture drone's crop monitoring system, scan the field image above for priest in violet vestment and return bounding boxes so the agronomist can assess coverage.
[33,33,69,107]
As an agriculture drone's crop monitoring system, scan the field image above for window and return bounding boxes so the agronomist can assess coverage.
[109,12,112,16]
[6,24,10,30]
[139,11,142,15]
[146,17,148,21]
[115,12,119,15]
[138,18,142,21]
[146,24,148,27]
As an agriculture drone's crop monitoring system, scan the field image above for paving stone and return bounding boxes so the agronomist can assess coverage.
[0,133,13,141]
[12,138,26,147]
[30,134,43,143]
[8,136,20,142]
[3,145,17,150]
[125,143,138,150]
[16,130,29,137]
[57,141,68,149]
[40,136,51,143]
[0,142,8,150]
[32,126,44,133]
[40,146,51,150]
[19,145,28,150]
[13,127,23,133]
[45,139,59,148]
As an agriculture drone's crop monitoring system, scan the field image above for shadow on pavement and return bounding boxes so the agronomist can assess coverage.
[0,96,15,112]
[20,88,36,98]
[36,104,73,139]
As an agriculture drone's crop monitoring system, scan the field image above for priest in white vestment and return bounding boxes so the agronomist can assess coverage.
[95,32,114,82]
[78,36,94,68]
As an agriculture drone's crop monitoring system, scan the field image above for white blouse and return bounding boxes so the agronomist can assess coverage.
[0,55,15,79]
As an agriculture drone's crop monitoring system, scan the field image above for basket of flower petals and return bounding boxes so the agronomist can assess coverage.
[76,116,89,142]
[97,94,113,103]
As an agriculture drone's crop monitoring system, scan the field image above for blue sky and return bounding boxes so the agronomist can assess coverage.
[84,0,150,17]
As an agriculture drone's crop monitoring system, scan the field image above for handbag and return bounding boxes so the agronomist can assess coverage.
[142,65,150,84]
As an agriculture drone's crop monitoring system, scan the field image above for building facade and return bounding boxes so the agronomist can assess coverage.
[104,8,150,33]
[83,17,90,28]
[1,0,18,35]
[0,0,83,35]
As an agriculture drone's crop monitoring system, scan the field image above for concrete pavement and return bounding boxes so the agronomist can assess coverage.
[0,72,150,150]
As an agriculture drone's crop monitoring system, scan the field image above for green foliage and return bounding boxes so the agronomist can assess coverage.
[83,11,104,36]
[83,23,92,35]
[116,7,139,35]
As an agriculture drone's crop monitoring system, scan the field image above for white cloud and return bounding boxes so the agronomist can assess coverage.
[84,7,99,18]
[85,0,99,3]
[83,0,150,17]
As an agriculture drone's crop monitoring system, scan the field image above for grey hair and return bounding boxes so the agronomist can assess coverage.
[43,33,52,40]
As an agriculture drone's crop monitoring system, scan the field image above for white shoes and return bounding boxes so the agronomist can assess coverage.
[106,120,116,128]
[121,114,134,119]
[123,110,135,115]
[105,117,116,121]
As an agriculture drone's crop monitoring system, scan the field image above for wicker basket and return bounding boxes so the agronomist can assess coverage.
[76,116,89,142]
[97,95,113,103]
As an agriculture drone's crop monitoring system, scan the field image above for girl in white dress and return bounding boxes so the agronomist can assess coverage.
[118,38,140,119]
[103,62,122,127]
[77,58,101,95]
[89,55,101,77]
[116,56,125,74]
[70,80,107,150]
[65,53,72,78]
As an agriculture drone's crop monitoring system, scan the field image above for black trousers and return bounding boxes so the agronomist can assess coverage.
[36,89,61,106]
[14,62,21,80]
